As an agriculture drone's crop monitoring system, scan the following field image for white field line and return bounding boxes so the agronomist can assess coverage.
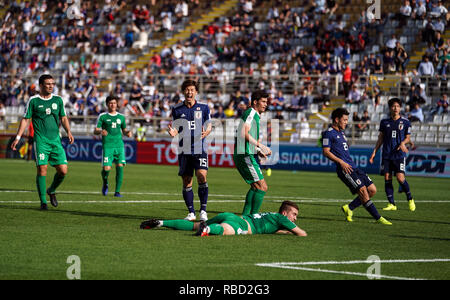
[0,190,449,203]
[256,258,450,280]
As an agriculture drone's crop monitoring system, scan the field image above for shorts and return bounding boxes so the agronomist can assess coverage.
[233,154,264,184]
[337,167,373,195]
[102,147,126,166]
[178,153,208,176]
[34,139,67,166]
[206,212,250,235]
[380,158,406,175]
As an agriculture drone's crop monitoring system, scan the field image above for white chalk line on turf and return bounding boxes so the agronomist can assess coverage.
[0,190,449,203]
[256,258,450,280]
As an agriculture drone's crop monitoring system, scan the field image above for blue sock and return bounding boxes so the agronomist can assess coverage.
[348,196,362,210]
[385,180,395,205]
[198,182,208,212]
[363,200,381,220]
[182,187,195,214]
[399,180,412,200]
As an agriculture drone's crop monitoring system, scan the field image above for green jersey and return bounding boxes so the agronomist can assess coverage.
[234,107,260,155]
[96,112,127,148]
[243,212,297,234]
[23,94,66,143]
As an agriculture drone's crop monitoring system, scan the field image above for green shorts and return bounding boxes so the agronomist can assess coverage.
[34,139,67,166]
[206,212,250,235]
[102,147,126,166]
[233,154,264,184]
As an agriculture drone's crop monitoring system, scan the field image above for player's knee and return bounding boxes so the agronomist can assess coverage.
[368,185,377,197]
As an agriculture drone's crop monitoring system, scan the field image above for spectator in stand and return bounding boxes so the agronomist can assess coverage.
[397,0,412,27]
[395,42,409,73]
[360,110,371,131]
[432,94,449,115]
[342,61,352,98]
[408,102,424,122]
[412,0,427,20]
[418,56,435,76]
[346,84,361,105]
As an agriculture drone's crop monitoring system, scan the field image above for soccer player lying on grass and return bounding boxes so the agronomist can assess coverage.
[140,200,307,237]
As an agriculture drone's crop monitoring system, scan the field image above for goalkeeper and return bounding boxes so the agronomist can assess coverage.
[233,90,272,215]
[140,201,307,237]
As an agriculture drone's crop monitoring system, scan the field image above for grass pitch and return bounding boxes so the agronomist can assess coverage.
[0,159,449,280]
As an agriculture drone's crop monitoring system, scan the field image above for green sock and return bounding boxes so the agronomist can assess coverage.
[115,166,123,193]
[48,173,65,194]
[242,188,256,215]
[36,175,47,204]
[101,169,110,184]
[208,224,224,235]
[251,189,266,214]
[162,219,195,231]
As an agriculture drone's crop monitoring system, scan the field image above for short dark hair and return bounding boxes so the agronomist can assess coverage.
[279,201,299,214]
[39,74,54,85]
[251,90,269,105]
[388,97,402,107]
[331,107,349,123]
[106,95,118,104]
[181,79,198,92]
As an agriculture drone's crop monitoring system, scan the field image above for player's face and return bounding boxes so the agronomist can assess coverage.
[335,115,349,131]
[390,102,401,117]
[283,207,299,222]
[40,79,55,95]
[183,85,197,105]
[254,97,268,113]
[107,99,118,112]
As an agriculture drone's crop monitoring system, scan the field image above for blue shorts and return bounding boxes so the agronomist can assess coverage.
[178,153,208,177]
[380,158,406,175]
[337,167,374,195]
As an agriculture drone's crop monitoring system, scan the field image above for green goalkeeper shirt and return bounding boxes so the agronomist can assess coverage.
[242,212,297,234]
[234,107,260,156]
[23,94,66,143]
[96,112,126,148]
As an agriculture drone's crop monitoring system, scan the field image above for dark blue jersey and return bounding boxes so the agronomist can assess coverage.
[171,101,211,154]
[379,117,411,160]
[321,126,357,170]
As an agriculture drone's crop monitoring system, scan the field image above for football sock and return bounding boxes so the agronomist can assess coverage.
[242,188,256,215]
[208,224,224,235]
[162,219,194,231]
[363,200,381,220]
[198,182,208,212]
[115,166,123,193]
[101,169,110,184]
[385,180,395,205]
[398,179,412,200]
[251,189,266,214]
[48,172,65,193]
[36,175,47,204]
[348,196,362,210]
[183,187,195,214]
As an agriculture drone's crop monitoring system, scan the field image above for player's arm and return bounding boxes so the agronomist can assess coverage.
[369,131,384,164]
[322,147,352,174]
[240,122,271,156]
[201,121,212,139]
[122,127,132,138]
[398,134,411,153]
[61,116,74,144]
[276,226,307,236]
[11,118,30,150]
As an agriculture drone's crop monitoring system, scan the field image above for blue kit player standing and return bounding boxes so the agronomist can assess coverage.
[321,108,392,225]
[168,79,212,221]
[369,98,416,211]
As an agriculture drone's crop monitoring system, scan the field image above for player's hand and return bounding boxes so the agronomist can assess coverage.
[369,153,375,164]
[126,130,132,138]
[201,129,211,139]
[167,124,178,137]
[340,161,353,174]
[256,144,271,157]
[397,143,408,153]
[101,129,108,137]
[68,132,75,144]
[11,139,19,151]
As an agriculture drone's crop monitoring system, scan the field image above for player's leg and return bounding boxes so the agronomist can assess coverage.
[179,155,196,220]
[195,153,209,220]
[396,171,415,211]
[47,163,67,208]
[234,155,265,215]
[358,185,391,225]
[101,148,113,196]
[114,148,127,197]
[250,179,268,214]
[36,164,48,209]
[383,159,397,209]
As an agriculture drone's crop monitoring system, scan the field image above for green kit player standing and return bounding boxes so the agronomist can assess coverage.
[94,95,132,197]
[140,200,307,237]
[233,90,272,215]
[11,74,74,210]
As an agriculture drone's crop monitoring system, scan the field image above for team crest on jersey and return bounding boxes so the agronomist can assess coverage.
[116,119,121,124]
[52,103,57,110]
[195,111,202,119]
[399,123,404,130]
